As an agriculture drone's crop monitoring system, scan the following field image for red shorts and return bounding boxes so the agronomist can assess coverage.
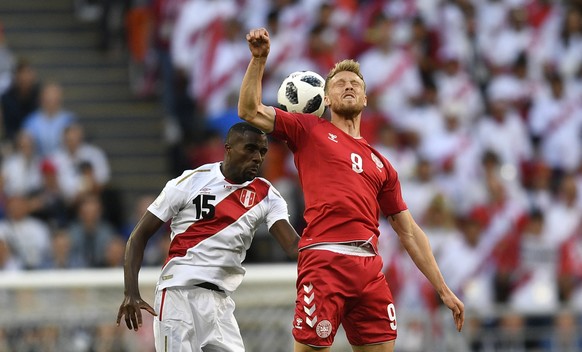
[292,249,397,347]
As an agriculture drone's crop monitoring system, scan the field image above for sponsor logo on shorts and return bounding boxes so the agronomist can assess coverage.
[294,318,303,329]
[316,320,332,338]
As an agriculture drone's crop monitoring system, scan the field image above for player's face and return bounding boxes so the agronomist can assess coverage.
[324,71,367,118]
[225,132,268,183]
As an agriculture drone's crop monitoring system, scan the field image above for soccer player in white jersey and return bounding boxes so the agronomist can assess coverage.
[117,122,300,351]
[239,28,464,352]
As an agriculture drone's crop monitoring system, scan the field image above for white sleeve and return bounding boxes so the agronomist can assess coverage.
[147,181,189,223]
[265,186,290,229]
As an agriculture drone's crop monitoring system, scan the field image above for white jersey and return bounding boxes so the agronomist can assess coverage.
[148,162,289,294]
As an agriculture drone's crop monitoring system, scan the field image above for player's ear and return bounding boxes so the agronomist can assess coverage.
[324,95,330,107]
[363,95,367,107]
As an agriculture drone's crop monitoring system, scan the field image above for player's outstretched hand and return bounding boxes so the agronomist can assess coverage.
[246,28,270,58]
[441,289,465,332]
[117,295,157,331]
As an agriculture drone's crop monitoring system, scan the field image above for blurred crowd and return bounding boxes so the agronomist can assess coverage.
[2,0,582,350]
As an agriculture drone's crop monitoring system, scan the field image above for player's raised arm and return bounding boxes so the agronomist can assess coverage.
[388,209,465,332]
[116,211,163,331]
[238,28,276,133]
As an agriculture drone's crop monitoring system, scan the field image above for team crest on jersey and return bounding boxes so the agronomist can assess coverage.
[316,320,332,338]
[371,153,384,169]
[239,189,256,208]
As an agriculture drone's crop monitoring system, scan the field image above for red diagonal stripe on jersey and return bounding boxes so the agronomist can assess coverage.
[164,178,271,265]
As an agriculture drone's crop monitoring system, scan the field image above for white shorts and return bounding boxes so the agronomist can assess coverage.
[153,285,245,352]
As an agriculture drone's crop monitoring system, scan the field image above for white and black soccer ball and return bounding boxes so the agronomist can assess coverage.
[277,70,326,117]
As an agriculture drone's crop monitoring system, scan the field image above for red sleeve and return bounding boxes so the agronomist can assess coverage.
[271,108,318,152]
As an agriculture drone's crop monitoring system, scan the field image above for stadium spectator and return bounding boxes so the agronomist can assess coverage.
[528,73,582,180]
[239,28,463,351]
[0,131,43,197]
[495,209,559,311]
[419,105,483,213]
[400,158,443,221]
[484,7,535,72]
[0,58,40,144]
[27,159,70,228]
[0,195,51,270]
[103,236,125,268]
[523,159,553,212]
[0,235,22,271]
[437,207,495,315]
[406,16,441,84]
[358,13,423,124]
[494,208,560,350]
[372,122,418,182]
[50,123,111,205]
[474,94,534,179]
[558,222,582,310]
[116,122,300,351]
[398,81,445,145]
[41,228,85,269]
[543,173,582,247]
[67,194,120,268]
[22,81,76,157]
[553,8,582,81]
[486,53,539,119]
[434,49,484,128]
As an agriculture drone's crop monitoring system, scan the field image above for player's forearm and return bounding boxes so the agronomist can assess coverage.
[238,57,267,123]
[400,225,449,295]
[283,235,300,260]
[123,235,147,297]
[269,220,300,260]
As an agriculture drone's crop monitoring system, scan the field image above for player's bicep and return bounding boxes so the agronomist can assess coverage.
[131,211,165,242]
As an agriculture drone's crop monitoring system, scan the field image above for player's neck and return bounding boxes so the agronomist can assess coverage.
[331,115,361,138]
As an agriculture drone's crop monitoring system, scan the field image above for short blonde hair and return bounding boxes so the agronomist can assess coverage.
[324,59,366,93]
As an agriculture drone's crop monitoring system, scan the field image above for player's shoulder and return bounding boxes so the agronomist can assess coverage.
[254,176,274,188]
[254,177,285,198]
[275,107,320,123]
[169,163,219,188]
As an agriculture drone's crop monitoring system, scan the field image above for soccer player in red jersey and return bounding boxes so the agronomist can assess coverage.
[238,28,464,352]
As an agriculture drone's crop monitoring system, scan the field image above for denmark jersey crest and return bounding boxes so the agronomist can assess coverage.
[239,189,256,208]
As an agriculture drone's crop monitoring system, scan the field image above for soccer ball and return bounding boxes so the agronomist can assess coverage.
[277,71,326,117]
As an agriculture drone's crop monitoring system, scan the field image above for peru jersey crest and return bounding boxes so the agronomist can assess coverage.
[240,189,256,208]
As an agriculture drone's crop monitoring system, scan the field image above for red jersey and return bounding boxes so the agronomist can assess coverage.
[271,108,407,251]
